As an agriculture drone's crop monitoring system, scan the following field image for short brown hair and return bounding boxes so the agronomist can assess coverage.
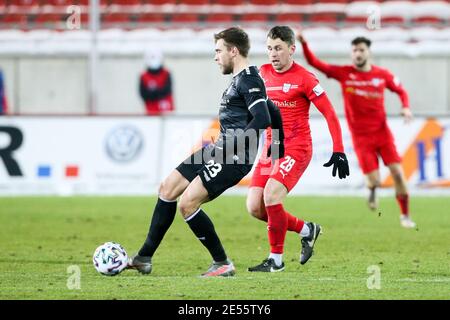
[267,26,295,46]
[214,27,250,58]
[351,36,371,47]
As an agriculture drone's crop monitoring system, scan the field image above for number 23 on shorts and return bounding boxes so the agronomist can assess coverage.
[203,159,223,181]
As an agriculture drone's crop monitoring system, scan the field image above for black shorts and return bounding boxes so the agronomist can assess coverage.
[176,146,253,200]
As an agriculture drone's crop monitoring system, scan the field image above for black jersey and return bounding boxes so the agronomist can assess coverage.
[218,65,267,141]
[215,65,269,166]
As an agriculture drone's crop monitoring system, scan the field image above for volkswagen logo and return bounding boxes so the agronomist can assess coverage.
[105,126,143,163]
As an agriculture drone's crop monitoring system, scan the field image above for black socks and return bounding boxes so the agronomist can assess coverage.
[185,209,227,262]
[138,198,177,257]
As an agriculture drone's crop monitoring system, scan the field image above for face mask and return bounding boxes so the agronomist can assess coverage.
[145,50,163,69]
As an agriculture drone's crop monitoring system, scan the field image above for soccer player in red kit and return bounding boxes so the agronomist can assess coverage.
[298,32,416,229]
[247,26,349,272]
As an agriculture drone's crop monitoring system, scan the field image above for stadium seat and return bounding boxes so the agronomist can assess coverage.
[380,16,406,26]
[248,0,278,5]
[8,0,39,8]
[102,13,131,24]
[282,0,313,4]
[344,15,369,25]
[274,13,304,24]
[34,13,63,28]
[205,13,234,23]
[41,0,77,5]
[109,0,141,5]
[137,13,166,23]
[180,0,210,5]
[411,1,450,26]
[411,16,445,26]
[0,13,28,29]
[212,0,245,5]
[239,13,270,23]
[308,13,341,24]
[316,0,350,3]
[147,0,177,4]
[170,13,201,24]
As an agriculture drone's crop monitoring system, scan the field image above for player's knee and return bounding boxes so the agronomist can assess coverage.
[247,201,262,219]
[367,177,380,188]
[263,189,282,206]
[391,169,403,183]
[159,180,177,201]
[178,199,197,218]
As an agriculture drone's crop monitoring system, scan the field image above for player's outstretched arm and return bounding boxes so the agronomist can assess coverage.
[266,99,285,160]
[297,30,342,80]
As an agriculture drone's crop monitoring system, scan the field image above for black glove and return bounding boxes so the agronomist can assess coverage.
[267,140,285,160]
[323,152,350,179]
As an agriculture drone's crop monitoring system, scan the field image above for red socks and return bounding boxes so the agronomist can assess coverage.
[266,204,287,254]
[258,206,304,233]
[287,213,304,233]
[266,204,305,254]
[396,194,409,216]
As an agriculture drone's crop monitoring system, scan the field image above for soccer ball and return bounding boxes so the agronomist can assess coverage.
[92,242,128,276]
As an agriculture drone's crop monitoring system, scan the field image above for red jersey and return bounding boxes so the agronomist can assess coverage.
[302,42,409,135]
[260,62,344,152]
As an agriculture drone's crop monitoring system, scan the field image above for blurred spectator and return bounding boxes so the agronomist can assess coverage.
[139,49,174,116]
[0,69,8,115]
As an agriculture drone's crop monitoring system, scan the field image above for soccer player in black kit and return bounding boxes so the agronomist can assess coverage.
[128,27,285,277]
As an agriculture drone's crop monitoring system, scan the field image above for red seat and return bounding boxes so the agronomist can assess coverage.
[240,13,270,23]
[381,16,405,25]
[147,0,177,4]
[205,13,234,23]
[102,13,131,23]
[34,13,63,26]
[309,13,340,24]
[248,0,278,5]
[79,13,89,24]
[137,13,166,23]
[180,0,210,4]
[316,0,349,3]
[110,0,141,5]
[283,0,313,4]
[0,13,28,28]
[41,0,76,5]
[212,0,244,5]
[170,13,200,23]
[411,16,444,26]
[275,13,303,23]
[344,16,368,25]
[8,0,39,8]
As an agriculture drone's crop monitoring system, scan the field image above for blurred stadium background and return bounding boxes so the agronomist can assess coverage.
[0,0,449,196]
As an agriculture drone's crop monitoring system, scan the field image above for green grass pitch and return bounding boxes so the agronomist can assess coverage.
[0,196,449,300]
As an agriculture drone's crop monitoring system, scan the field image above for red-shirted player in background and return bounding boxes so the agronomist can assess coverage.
[298,32,416,229]
[247,26,349,272]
